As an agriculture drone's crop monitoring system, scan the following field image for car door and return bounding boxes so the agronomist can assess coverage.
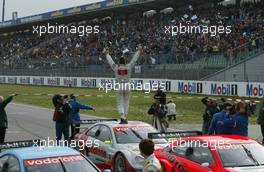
[172,141,214,172]
[84,125,101,163]
[85,125,113,165]
[93,125,114,166]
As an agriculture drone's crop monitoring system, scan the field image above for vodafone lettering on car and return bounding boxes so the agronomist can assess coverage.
[24,155,85,167]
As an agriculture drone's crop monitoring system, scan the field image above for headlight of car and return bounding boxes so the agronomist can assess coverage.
[135,156,144,164]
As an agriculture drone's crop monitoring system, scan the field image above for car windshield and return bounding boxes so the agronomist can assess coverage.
[114,125,167,144]
[24,155,99,172]
[217,143,264,167]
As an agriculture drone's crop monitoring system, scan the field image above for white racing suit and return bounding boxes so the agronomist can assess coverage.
[106,51,140,119]
[143,154,162,172]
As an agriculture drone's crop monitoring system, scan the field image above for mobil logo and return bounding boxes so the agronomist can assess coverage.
[246,84,264,97]
[178,82,203,93]
[211,83,237,96]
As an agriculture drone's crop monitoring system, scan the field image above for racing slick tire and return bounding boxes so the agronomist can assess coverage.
[114,153,127,172]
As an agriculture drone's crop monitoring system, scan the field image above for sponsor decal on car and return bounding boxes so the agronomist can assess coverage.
[24,155,85,167]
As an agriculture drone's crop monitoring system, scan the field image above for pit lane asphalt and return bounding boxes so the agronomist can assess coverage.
[5,103,95,142]
[5,103,263,143]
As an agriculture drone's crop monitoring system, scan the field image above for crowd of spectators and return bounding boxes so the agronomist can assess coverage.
[0,1,264,69]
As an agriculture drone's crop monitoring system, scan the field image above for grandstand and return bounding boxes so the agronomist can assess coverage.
[0,0,263,81]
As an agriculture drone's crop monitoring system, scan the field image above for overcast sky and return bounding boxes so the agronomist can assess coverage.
[1,0,102,20]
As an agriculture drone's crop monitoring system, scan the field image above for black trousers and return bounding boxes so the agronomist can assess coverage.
[261,124,264,144]
[0,127,7,144]
[70,124,80,140]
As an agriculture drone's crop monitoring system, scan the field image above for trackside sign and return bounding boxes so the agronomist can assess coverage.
[0,75,263,98]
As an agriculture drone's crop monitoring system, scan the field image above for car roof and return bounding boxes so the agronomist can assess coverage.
[2,146,80,160]
[184,135,256,146]
[97,120,153,128]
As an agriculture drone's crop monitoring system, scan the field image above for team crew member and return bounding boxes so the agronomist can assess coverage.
[257,97,264,144]
[208,103,233,134]
[166,100,176,121]
[228,102,249,137]
[0,94,18,143]
[139,139,162,172]
[69,94,95,139]
[201,97,220,134]
[52,95,72,145]
[104,46,143,124]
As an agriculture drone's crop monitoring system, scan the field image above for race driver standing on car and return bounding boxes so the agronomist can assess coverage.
[139,139,162,172]
[103,45,143,124]
[0,94,18,143]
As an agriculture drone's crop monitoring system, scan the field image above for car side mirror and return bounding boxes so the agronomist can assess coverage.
[104,140,112,145]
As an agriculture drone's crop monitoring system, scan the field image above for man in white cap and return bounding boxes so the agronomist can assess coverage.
[103,46,143,124]
[0,94,18,143]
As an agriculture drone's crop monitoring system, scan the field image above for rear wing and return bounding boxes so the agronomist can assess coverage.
[0,140,41,152]
[71,118,118,126]
[148,131,202,140]
[71,118,118,135]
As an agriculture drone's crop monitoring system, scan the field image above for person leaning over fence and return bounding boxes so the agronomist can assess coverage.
[0,94,18,143]
[69,94,95,140]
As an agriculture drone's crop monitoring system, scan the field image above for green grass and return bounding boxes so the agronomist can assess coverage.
[0,84,260,124]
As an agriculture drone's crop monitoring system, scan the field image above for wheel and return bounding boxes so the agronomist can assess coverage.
[114,153,126,172]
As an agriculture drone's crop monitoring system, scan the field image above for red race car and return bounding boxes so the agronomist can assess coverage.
[150,131,264,172]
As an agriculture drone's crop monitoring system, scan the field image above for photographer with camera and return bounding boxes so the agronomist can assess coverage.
[201,97,220,134]
[258,97,264,144]
[148,89,168,132]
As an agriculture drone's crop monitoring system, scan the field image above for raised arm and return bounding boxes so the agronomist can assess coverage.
[0,94,17,109]
[103,48,117,71]
[128,45,143,67]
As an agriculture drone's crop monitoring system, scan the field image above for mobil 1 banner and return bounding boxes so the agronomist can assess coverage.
[19,77,31,84]
[32,77,44,85]
[63,78,77,87]
[207,82,238,96]
[0,76,6,83]
[79,78,97,88]
[175,81,203,94]
[245,82,264,98]
[143,79,171,92]
[7,77,17,84]
[46,77,61,86]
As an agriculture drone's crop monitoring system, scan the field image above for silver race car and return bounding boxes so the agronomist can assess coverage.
[73,119,168,172]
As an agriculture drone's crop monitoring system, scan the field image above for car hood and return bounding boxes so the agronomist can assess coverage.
[226,166,264,172]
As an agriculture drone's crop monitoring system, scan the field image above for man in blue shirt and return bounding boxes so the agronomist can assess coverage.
[230,102,249,137]
[69,94,95,139]
[222,102,249,137]
[208,103,233,135]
